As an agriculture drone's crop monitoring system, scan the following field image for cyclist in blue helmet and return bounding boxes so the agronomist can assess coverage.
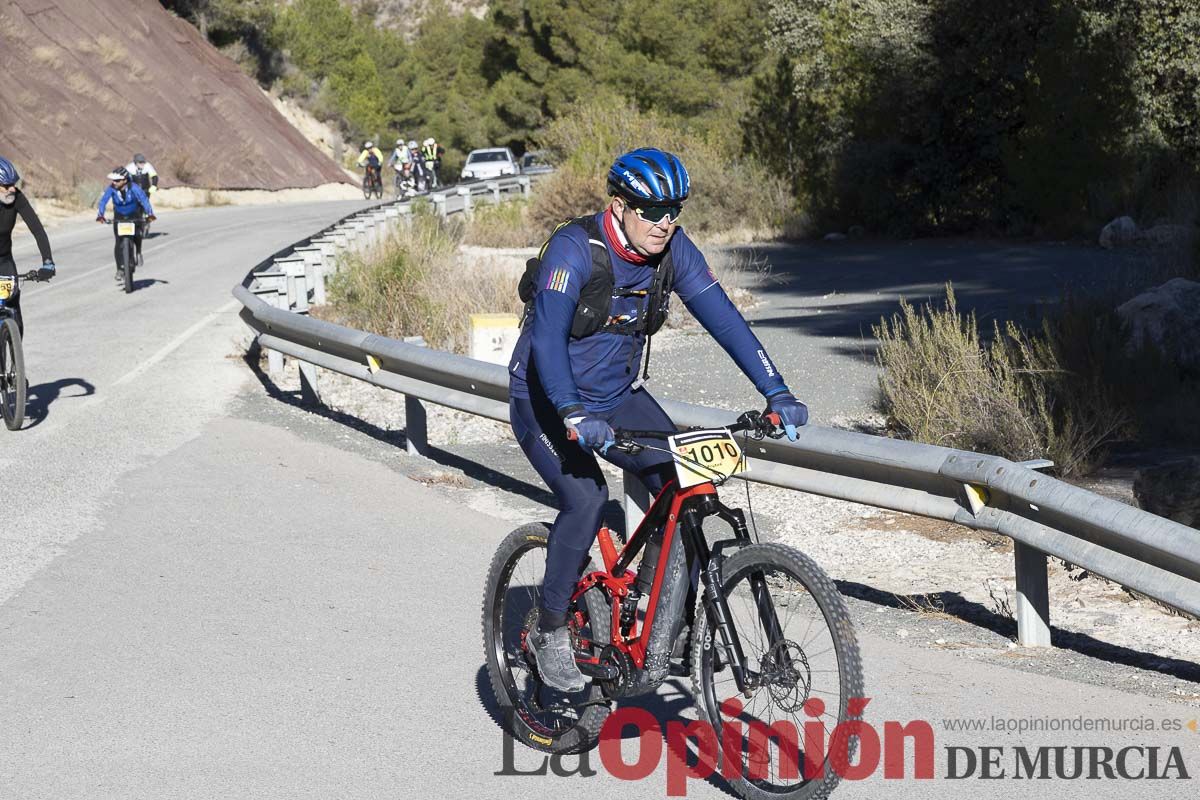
[509,147,809,692]
[0,156,57,337]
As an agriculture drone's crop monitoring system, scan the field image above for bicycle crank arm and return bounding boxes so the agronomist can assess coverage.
[575,657,620,681]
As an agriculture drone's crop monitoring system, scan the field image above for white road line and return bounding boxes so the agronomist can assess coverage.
[111,298,241,387]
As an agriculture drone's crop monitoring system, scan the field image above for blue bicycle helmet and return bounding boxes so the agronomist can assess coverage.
[0,157,19,186]
[606,148,690,204]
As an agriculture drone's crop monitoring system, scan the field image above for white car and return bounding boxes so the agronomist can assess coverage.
[461,148,519,181]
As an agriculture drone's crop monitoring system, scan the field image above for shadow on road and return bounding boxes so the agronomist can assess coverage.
[130,278,169,292]
[23,377,96,429]
[473,665,739,797]
[838,581,1200,683]
[242,351,559,507]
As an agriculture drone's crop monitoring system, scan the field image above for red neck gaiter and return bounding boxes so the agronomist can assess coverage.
[603,208,649,266]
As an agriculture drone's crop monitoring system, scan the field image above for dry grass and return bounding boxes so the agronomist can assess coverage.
[76,35,129,67]
[461,198,539,248]
[169,150,200,185]
[323,211,524,353]
[31,45,63,70]
[894,593,952,619]
[873,284,1127,476]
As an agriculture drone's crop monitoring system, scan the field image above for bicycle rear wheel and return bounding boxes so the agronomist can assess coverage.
[482,522,611,755]
[691,543,863,800]
[0,317,26,430]
[122,239,134,294]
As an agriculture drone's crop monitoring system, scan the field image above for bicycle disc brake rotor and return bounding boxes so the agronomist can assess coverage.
[760,638,812,713]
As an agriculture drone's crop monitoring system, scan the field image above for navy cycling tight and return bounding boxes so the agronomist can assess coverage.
[510,387,676,627]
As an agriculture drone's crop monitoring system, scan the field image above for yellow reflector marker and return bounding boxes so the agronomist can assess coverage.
[366,354,381,374]
[964,483,990,515]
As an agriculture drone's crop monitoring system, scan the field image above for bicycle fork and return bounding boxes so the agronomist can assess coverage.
[687,498,791,697]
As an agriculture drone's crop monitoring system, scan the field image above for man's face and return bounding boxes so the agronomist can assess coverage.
[613,196,681,257]
[112,178,127,191]
[0,184,15,206]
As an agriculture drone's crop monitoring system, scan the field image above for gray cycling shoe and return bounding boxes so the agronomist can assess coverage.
[527,620,586,693]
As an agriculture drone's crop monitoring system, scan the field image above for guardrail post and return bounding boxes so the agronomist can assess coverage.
[518,176,531,198]
[403,336,429,456]
[457,187,473,219]
[1014,542,1051,646]
[622,470,651,539]
[486,181,500,204]
[432,192,447,218]
[276,255,306,311]
[298,361,321,405]
[295,246,326,306]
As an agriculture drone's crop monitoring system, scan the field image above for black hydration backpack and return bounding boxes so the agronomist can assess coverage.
[518,215,675,378]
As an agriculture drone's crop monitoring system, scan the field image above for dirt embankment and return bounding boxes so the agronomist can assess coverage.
[0,0,349,194]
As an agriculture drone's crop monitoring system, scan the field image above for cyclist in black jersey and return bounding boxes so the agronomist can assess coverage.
[0,157,56,336]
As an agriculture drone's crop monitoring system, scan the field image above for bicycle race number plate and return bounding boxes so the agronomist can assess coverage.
[667,429,748,488]
[117,222,137,237]
[0,279,12,300]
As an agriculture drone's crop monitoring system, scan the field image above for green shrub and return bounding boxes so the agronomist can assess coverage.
[759,0,1200,235]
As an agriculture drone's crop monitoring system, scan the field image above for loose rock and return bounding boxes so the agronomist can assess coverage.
[1116,278,1200,371]
[1099,215,1138,249]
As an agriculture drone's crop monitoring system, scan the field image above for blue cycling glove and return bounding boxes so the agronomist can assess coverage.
[560,405,616,454]
[37,260,56,281]
[765,389,809,441]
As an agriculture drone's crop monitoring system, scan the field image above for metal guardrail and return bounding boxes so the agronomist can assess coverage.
[233,178,1200,648]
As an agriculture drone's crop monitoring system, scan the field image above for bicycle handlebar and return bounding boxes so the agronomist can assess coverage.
[566,410,784,449]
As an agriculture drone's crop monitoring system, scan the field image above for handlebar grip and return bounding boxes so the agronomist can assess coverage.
[566,429,578,442]
[765,412,782,427]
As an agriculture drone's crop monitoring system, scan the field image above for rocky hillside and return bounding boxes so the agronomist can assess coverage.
[0,0,348,194]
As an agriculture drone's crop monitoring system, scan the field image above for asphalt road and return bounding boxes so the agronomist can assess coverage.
[1,205,1195,799]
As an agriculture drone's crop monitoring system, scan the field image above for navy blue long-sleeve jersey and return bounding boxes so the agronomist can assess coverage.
[509,211,790,414]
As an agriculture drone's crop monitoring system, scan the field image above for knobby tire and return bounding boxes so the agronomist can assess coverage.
[122,238,134,294]
[690,543,863,800]
[482,523,611,756]
[1,317,26,430]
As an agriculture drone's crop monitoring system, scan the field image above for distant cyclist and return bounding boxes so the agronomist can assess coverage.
[407,139,429,191]
[387,138,415,196]
[0,156,56,336]
[124,153,159,196]
[356,141,384,192]
[96,167,155,280]
[386,138,412,171]
[421,137,443,189]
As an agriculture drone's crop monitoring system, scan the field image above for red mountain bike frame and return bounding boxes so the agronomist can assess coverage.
[569,474,763,695]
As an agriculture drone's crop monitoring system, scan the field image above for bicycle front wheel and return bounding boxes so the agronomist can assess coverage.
[122,239,134,294]
[482,522,611,755]
[0,317,26,430]
[691,543,863,800]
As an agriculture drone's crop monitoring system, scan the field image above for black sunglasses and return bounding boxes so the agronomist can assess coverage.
[627,201,683,224]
